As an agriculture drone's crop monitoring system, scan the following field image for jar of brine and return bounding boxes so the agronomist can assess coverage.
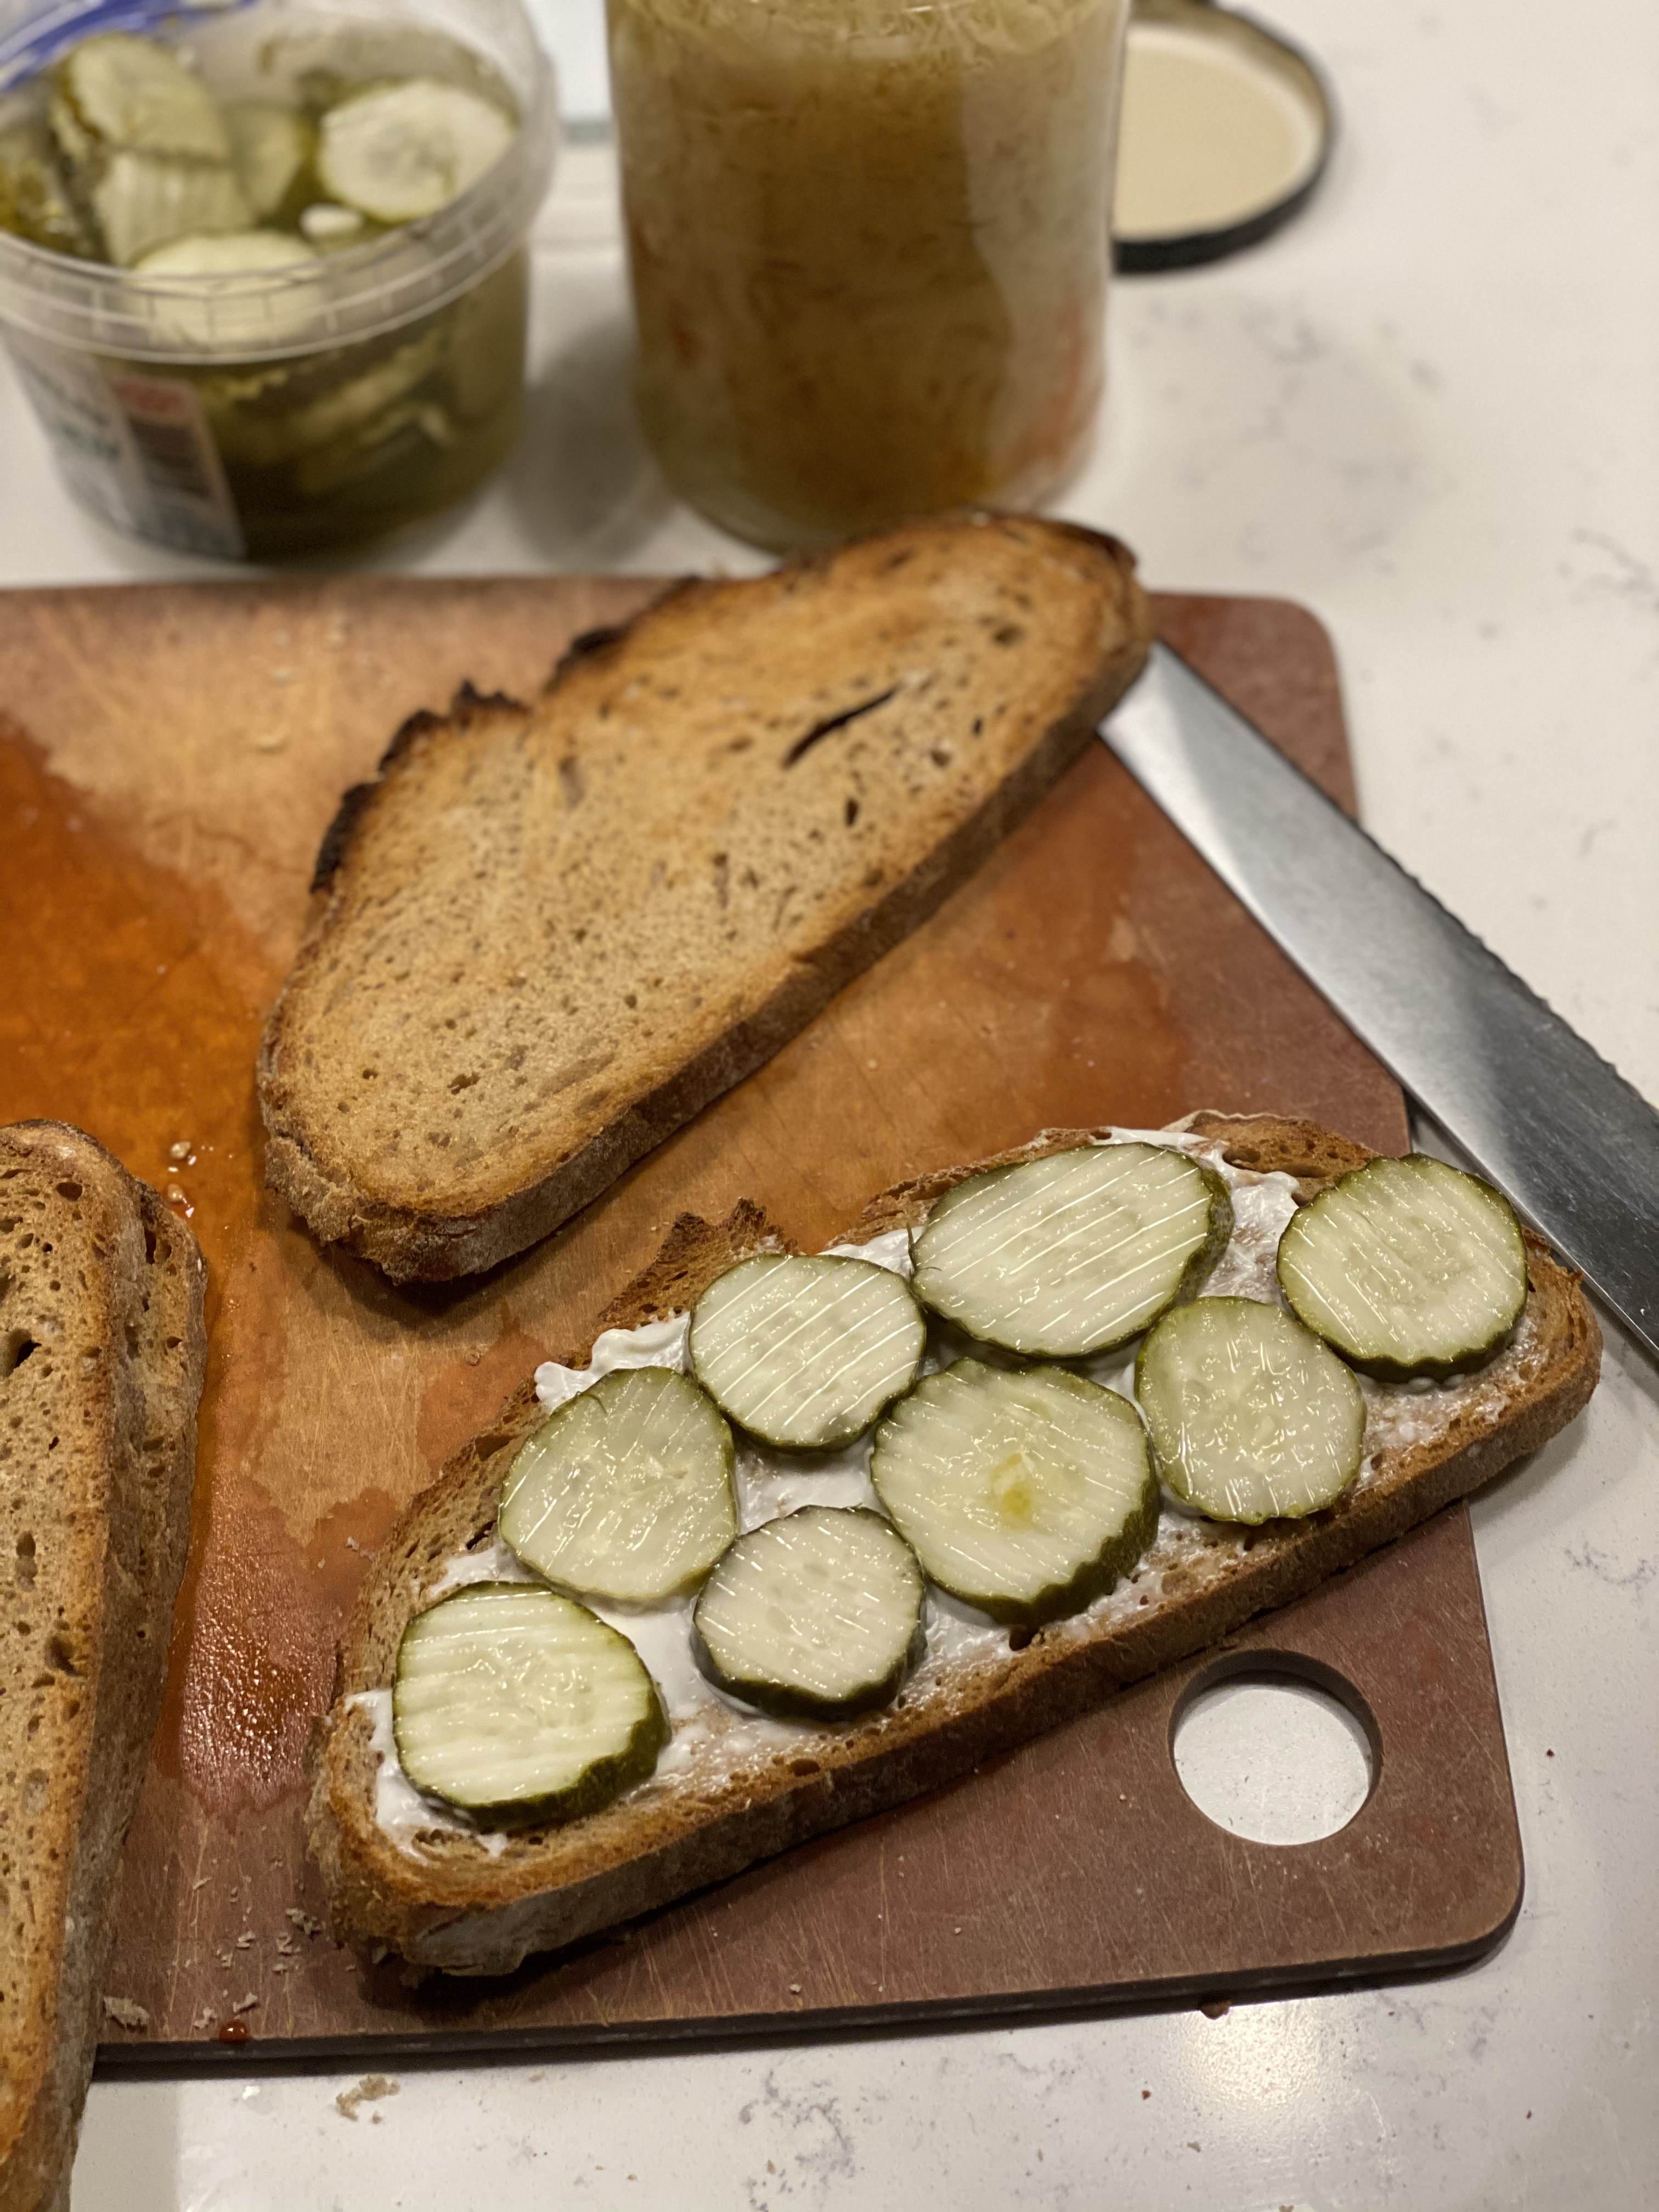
[607,0,1130,551]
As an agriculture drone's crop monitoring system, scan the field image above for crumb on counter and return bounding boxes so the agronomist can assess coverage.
[336,2075,401,2121]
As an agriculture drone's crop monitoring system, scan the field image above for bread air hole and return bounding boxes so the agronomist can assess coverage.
[1,1331,38,1380]
[784,685,899,767]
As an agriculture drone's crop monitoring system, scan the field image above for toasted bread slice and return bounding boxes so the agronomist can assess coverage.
[258,515,1152,1282]
[0,1125,206,2212]
[307,1115,1599,1977]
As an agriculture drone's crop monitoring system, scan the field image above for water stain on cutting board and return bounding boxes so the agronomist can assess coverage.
[1,730,414,1810]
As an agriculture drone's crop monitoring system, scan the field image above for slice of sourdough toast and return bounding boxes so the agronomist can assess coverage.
[0,1124,206,2212]
[307,1114,1600,1977]
[258,515,1152,1282]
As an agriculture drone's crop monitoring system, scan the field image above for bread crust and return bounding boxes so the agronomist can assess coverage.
[0,1124,206,2212]
[257,515,1154,1281]
[306,1115,1600,1977]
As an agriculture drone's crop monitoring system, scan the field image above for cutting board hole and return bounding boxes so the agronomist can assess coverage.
[1171,1658,1376,1844]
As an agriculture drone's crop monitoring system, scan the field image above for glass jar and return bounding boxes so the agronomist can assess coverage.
[0,0,556,560]
[606,0,1130,551]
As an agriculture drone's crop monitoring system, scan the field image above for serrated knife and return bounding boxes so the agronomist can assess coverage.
[1100,642,1659,1361]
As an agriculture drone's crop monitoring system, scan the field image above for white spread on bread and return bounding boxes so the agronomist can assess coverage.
[363,1130,1548,1855]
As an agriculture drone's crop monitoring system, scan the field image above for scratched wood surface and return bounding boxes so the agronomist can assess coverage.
[0,580,1521,2056]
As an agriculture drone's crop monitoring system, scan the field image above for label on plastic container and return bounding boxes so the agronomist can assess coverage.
[5,330,245,559]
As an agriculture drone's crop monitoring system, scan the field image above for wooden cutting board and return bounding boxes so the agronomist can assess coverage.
[0,579,1522,2058]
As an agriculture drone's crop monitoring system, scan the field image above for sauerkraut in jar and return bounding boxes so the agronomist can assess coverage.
[607,0,1130,550]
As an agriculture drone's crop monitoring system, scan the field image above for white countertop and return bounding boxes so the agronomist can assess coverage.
[4,0,1651,2204]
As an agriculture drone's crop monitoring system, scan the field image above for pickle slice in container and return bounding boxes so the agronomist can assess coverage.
[136,229,319,278]
[135,230,321,349]
[225,101,315,222]
[291,394,455,499]
[0,118,93,255]
[56,33,229,162]
[317,78,514,222]
[299,201,370,247]
[91,150,251,267]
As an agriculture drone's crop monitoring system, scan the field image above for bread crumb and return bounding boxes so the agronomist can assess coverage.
[231,1993,259,2015]
[235,1932,255,1949]
[285,1907,324,1937]
[336,2075,400,2121]
[192,2004,218,2032]
[101,1996,150,2032]
[788,1982,801,1995]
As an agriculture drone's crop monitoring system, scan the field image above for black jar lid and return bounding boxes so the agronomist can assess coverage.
[1113,0,1336,272]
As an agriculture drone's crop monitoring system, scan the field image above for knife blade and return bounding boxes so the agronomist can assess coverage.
[1101,641,1659,1359]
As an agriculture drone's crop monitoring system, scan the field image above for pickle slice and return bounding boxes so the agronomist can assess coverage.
[225,101,314,222]
[1276,1155,1528,1381]
[0,118,92,255]
[134,230,321,347]
[910,1142,1233,1358]
[207,321,447,467]
[689,1253,926,1450]
[691,1507,924,1720]
[58,34,229,162]
[298,200,368,246]
[135,229,318,275]
[92,149,251,267]
[392,1582,667,1824]
[291,394,453,496]
[870,1359,1158,1626]
[317,78,514,223]
[1136,1297,1365,1525]
[499,1366,737,1606]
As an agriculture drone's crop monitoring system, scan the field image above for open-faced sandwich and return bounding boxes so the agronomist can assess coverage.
[308,1114,1599,1975]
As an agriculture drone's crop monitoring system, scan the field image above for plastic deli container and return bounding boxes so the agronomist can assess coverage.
[0,0,556,558]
